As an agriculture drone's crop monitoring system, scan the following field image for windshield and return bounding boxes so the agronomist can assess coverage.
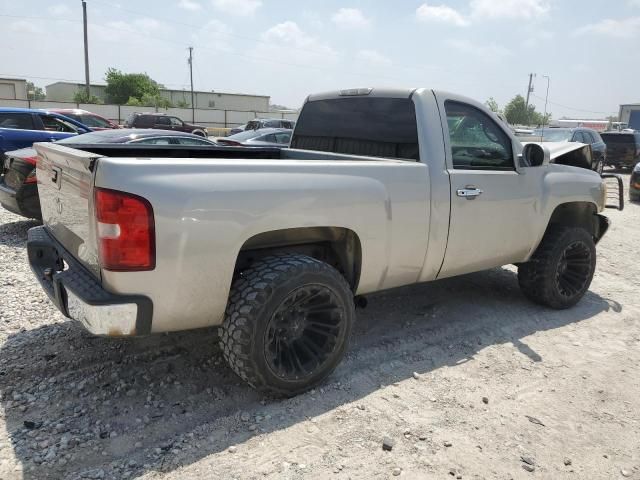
[532,129,572,142]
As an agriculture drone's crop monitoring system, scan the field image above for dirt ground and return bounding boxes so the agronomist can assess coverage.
[0,175,638,480]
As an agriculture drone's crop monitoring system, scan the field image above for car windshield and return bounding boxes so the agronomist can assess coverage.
[532,129,572,141]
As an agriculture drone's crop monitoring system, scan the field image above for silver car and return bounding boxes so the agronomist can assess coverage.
[217,128,292,147]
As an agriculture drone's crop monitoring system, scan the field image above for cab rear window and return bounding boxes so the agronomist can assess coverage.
[291,97,420,161]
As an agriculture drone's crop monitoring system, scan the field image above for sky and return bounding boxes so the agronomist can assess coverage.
[1,0,639,118]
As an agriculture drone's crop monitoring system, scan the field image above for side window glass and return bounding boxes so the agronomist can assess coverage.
[155,117,171,126]
[170,117,183,127]
[0,113,35,130]
[41,115,77,133]
[574,132,585,143]
[134,137,172,145]
[177,137,210,145]
[274,132,291,144]
[444,101,513,170]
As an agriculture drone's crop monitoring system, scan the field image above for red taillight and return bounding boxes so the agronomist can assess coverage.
[22,156,38,166]
[95,188,155,271]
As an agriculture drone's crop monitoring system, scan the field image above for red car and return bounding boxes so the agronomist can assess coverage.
[50,109,120,130]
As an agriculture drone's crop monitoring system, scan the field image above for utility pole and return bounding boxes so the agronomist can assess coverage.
[188,47,195,122]
[82,0,90,99]
[524,73,534,125]
[542,75,550,131]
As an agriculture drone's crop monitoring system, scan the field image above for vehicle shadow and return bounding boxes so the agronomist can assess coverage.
[0,267,622,479]
[0,218,40,248]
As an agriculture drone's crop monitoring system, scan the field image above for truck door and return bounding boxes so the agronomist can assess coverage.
[437,99,539,278]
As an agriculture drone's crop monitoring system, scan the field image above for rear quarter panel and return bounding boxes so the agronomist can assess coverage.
[94,158,430,332]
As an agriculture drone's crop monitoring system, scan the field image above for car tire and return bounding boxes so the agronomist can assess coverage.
[219,254,355,396]
[192,130,206,137]
[518,226,596,310]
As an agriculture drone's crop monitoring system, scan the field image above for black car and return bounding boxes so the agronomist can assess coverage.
[532,127,607,174]
[600,131,640,170]
[125,113,208,137]
[0,129,217,220]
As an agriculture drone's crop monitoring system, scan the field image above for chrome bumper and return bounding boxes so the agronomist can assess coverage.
[27,226,153,336]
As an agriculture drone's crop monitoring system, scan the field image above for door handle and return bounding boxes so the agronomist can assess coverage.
[456,187,483,199]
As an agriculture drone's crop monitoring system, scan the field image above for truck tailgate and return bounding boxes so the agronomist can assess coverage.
[34,142,101,278]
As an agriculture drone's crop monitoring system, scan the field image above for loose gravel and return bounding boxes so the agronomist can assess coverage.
[1,176,639,479]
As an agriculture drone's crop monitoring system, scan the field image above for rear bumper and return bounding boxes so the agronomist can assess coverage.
[27,226,153,336]
[0,176,41,219]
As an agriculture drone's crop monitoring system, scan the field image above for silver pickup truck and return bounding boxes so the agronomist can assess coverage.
[28,88,613,396]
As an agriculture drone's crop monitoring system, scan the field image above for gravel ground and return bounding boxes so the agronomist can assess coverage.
[0,175,639,480]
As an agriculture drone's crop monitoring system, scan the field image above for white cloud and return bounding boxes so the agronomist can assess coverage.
[9,20,40,34]
[178,0,202,11]
[522,29,553,47]
[263,21,336,55]
[470,0,550,19]
[93,18,165,44]
[356,49,392,67]
[211,0,262,16]
[331,8,371,29]
[448,39,511,58]
[416,3,469,27]
[574,17,640,38]
[192,19,234,52]
[629,0,640,6]
[48,4,72,16]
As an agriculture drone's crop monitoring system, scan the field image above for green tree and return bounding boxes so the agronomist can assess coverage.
[125,93,173,109]
[504,94,551,126]
[26,81,46,100]
[104,68,161,104]
[485,97,500,114]
[73,89,103,104]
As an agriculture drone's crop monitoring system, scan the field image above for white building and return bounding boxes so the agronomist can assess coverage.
[45,81,270,112]
[0,78,28,100]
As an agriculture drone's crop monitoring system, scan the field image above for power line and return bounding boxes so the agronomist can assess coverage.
[530,93,611,115]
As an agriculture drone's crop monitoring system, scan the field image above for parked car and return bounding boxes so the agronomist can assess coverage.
[216,128,293,147]
[216,128,292,147]
[28,87,616,396]
[229,118,296,135]
[600,131,640,170]
[630,162,640,202]
[530,127,607,173]
[125,113,207,137]
[50,109,120,130]
[0,129,217,219]
[0,107,90,159]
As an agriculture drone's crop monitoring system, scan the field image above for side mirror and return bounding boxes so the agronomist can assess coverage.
[521,143,551,167]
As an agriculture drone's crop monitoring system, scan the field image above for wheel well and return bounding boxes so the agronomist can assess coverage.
[546,202,603,241]
[235,227,362,291]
